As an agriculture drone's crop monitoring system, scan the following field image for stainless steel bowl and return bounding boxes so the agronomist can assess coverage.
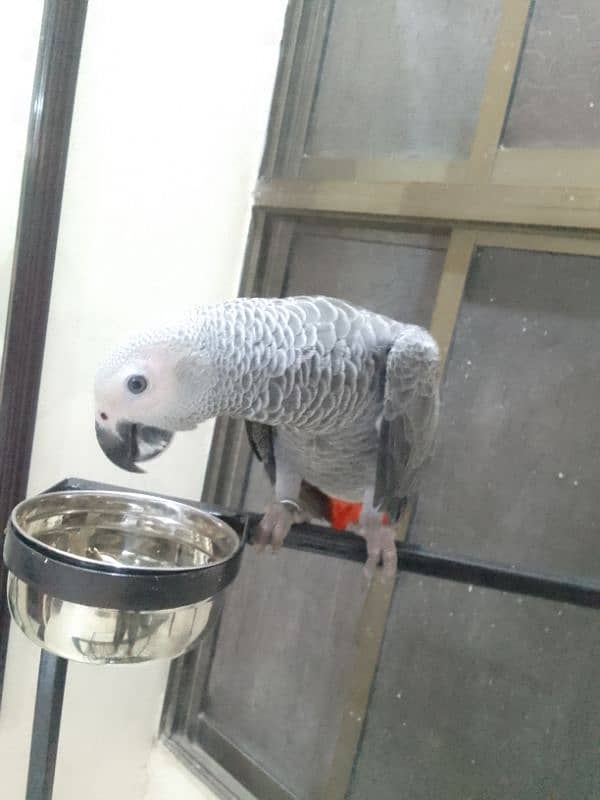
[3,490,244,664]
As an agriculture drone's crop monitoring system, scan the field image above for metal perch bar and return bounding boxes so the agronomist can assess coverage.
[53,479,600,610]
[281,522,600,609]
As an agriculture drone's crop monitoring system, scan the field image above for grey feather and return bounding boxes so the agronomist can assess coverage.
[245,420,276,483]
[374,329,440,519]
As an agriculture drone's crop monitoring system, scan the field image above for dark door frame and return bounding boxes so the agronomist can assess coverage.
[0,0,88,708]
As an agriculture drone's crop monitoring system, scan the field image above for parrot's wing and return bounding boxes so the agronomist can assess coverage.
[375,328,440,521]
[245,420,276,483]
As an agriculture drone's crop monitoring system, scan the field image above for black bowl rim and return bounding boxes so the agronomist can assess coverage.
[10,489,243,574]
[4,509,248,611]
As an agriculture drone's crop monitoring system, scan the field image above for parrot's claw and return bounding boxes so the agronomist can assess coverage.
[255,501,306,553]
[359,521,398,580]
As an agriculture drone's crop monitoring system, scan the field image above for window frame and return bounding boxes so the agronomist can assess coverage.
[162,1,600,798]
[0,0,88,711]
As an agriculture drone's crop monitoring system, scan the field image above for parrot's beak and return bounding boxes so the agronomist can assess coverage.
[95,420,174,473]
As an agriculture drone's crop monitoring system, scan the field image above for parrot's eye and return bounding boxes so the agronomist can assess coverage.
[127,375,148,394]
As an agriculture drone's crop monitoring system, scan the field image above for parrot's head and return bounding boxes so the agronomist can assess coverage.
[94,321,217,473]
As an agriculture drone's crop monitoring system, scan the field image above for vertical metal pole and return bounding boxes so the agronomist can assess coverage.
[0,0,88,709]
[26,651,68,800]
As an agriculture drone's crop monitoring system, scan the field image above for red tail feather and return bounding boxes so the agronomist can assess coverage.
[327,497,390,529]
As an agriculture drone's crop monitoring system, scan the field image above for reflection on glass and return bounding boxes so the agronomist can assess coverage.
[350,574,599,800]
[503,0,600,147]
[306,0,501,159]
[0,3,42,365]
[412,247,600,578]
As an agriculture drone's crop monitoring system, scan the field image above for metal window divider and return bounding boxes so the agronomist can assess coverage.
[323,229,476,798]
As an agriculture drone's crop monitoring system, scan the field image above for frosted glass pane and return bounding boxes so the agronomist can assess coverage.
[306,0,502,159]
[205,546,364,798]
[412,247,600,579]
[0,3,43,365]
[503,1,600,147]
[283,228,446,321]
[350,575,599,800]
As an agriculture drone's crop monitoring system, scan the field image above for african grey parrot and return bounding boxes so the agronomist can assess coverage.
[94,296,440,575]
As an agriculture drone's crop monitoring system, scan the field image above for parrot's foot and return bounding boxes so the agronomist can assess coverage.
[255,501,307,553]
[358,519,397,579]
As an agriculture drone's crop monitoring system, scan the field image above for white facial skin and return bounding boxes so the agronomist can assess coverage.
[94,346,198,434]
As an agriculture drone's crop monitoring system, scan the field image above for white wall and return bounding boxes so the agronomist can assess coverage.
[1,1,287,798]
[28,0,286,499]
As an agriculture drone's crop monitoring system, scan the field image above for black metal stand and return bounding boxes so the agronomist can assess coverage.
[10,477,600,800]
[26,651,68,800]
[0,0,88,714]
